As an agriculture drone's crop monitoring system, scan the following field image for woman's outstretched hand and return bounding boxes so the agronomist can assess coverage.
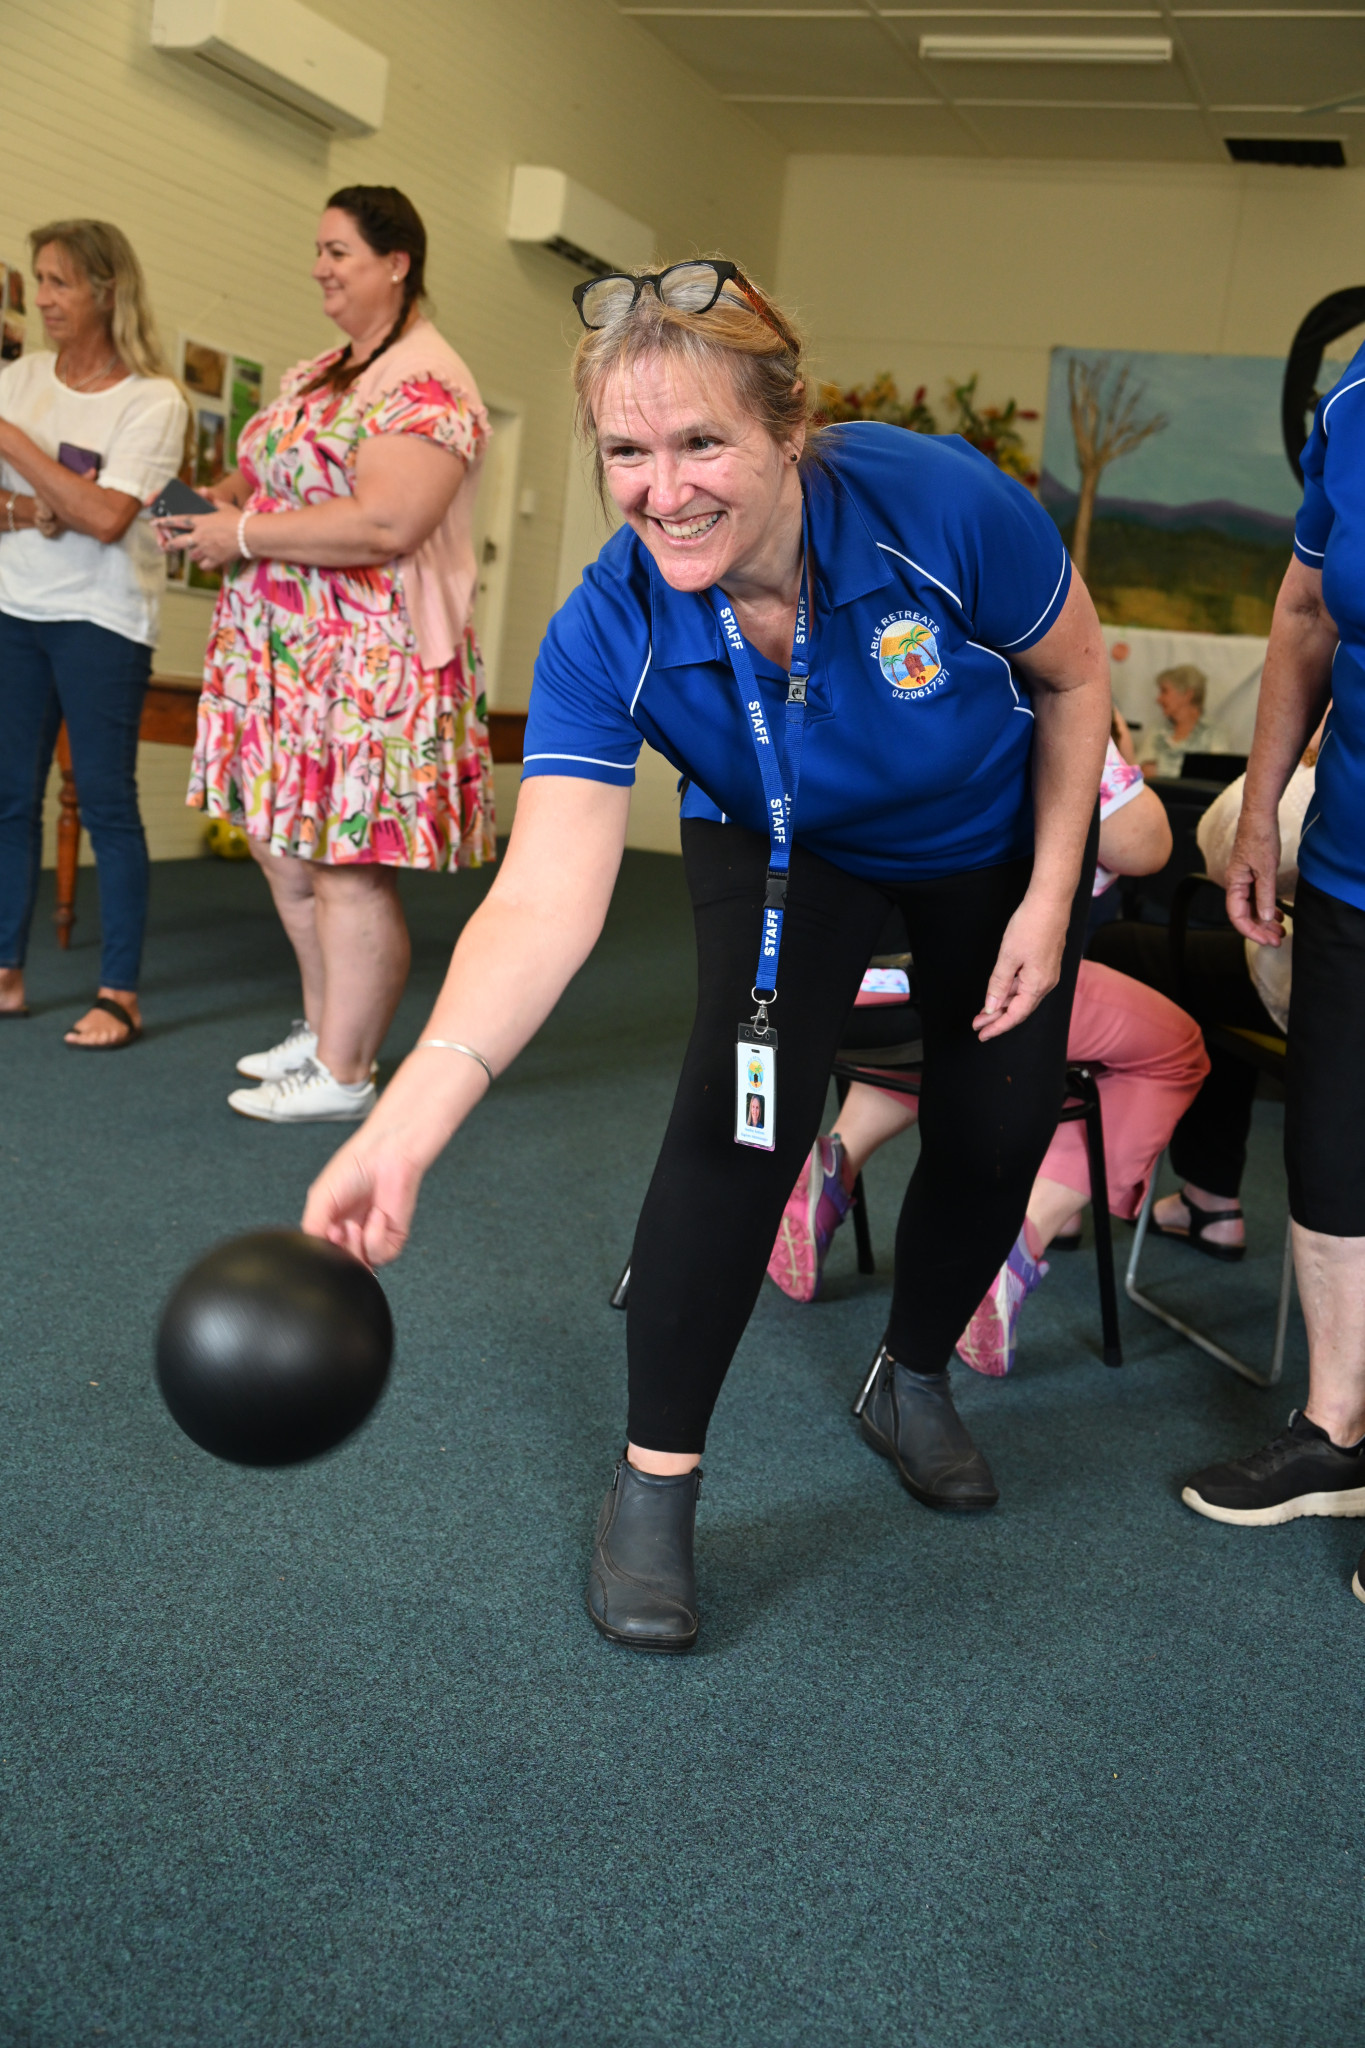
[301,1125,428,1268]
[974,887,1070,1041]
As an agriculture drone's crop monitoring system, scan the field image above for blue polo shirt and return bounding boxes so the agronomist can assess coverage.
[523,422,1071,883]
[1293,340,1365,913]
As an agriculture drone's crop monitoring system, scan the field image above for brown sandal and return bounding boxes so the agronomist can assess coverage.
[65,996,143,1050]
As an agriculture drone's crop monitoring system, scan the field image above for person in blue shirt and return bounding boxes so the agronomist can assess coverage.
[303,261,1111,1652]
[1182,349,1365,1592]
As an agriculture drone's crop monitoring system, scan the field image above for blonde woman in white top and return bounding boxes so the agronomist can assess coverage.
[0,220,186,1046]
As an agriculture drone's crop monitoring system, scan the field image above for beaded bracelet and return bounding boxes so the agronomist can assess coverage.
[236,508,254,560]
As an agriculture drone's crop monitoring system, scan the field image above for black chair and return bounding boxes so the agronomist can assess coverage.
[1121,777,1230,925]
[831,996,1123,1370]
[611,986,1124,1372]
[1123,872,1293,1388]
[1181,752,1247,786]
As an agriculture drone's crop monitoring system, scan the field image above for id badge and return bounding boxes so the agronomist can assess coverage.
[735,1026,778,1151]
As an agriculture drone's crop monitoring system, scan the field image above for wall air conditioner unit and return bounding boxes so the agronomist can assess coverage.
[506,167,654,278]
[151,0,387,135]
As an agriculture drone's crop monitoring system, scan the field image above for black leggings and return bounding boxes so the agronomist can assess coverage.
[626,817,1098,1453]
[1286,875,1365,1236]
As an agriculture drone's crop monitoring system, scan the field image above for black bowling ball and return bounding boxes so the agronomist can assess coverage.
[156,1230,393,1466]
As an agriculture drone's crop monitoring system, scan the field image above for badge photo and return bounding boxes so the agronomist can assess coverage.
[735,1032,777,1151]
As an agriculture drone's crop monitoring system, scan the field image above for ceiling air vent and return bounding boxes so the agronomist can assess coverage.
[1226,137,1346,167]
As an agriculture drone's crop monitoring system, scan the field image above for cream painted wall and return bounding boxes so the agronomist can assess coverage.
[2,0,784,861]
[776,156,1365,468]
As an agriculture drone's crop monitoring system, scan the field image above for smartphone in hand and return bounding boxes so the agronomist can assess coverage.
[148,477,217,521]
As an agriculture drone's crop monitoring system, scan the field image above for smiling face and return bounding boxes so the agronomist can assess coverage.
[593,352,805,596]
[311,208,406,343]
[33,242,110,355]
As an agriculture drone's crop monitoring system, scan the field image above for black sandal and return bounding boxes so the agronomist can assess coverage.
[65,996,143,1050]
[1150,1196,1245,1264]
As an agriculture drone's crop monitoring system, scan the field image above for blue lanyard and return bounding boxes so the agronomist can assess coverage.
[709,505,813,1015]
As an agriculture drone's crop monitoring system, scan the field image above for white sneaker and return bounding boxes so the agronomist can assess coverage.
[228,1056,376,1123]
[236,1019,317,1081]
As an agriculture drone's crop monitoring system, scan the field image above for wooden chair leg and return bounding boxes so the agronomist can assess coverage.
[1075,1069,1122,1368]
[54,724,81,949]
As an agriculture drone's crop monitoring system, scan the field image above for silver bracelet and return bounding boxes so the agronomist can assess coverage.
[416,1039,494,1085]
[236,508,253,559]
[5,493,16,534]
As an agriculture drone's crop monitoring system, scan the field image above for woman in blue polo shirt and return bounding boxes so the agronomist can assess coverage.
[304,262,1111,1651]
[1182,344,1365,1591]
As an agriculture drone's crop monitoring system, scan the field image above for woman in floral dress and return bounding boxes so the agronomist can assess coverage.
[158,186,494,1123]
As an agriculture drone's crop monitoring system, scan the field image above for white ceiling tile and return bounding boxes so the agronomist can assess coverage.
[623,14,930,94]
[1176,19,1365,108]
[732,99,982,147]
[965,102,1223,153]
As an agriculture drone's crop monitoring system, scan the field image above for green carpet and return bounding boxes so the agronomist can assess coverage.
[1,854,1361,2046]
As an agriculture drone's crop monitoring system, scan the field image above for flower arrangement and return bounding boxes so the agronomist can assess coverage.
[815,372,1039,489]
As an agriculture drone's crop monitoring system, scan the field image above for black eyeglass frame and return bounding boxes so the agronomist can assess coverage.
[572,260,797,352]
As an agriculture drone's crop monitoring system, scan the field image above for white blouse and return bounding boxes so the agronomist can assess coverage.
[0,352,188,647]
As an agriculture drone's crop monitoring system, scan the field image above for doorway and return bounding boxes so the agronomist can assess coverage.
[471,404,521,705]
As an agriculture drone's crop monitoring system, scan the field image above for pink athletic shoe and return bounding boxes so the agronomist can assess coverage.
[767,1134,852,1303]
[956,1228,1049,1378]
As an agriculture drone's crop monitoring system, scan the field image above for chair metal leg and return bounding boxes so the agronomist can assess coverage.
[851,1342,887,1418]
[1125,1163,1291,1389]
[1075,1071,1123,1367]
[609,1260,631,1311]
[849,1171,876,1275]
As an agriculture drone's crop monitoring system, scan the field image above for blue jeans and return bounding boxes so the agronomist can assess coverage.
[0,610,152,989]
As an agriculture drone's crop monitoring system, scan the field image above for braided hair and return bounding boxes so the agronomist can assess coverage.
[307,185,428,394]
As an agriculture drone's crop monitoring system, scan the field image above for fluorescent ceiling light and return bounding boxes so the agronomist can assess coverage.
[919,34,1173,63]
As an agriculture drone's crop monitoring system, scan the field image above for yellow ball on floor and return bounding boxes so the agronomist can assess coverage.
[204,817,251,861]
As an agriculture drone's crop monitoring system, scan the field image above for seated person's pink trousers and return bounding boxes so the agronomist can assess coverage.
[1044,960,1209,1217]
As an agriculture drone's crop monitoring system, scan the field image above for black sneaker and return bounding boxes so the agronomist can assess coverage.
[1182,1410,1365,1527]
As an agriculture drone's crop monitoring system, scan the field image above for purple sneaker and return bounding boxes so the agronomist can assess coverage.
[956,1226,1049,1378]
[767,1134,852,1302]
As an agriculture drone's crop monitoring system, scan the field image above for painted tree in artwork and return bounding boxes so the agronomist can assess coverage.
[1066,357,1169,577]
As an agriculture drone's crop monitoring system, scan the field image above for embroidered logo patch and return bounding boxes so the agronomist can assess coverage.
[872,611,946,701]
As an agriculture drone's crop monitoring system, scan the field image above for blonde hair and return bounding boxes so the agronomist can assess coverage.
[1157,663,1207,711]
[28,219,175,382]
[571,265,818,505]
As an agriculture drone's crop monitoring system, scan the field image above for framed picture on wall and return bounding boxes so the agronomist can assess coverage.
[228,357,262,466]
[177,336,267,593]
[183,339,226,399]
[1,264,26,361]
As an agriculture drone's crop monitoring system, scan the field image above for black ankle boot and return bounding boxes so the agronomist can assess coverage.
[586,1458,701,1652]
[859,1344,998,1510]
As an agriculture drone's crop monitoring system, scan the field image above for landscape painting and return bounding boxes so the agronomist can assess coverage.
[1039,348,1303,636]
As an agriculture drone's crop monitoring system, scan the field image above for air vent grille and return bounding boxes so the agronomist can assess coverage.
[1226,137,1346,167]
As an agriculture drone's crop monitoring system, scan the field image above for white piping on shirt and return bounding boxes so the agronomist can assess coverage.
[1322,375,1365,433]
[875,543,962,609]
[968,638,1034,716]
[995,553,1069,650]
[523,752,632,770]
[629,645,652,717]
[1296,540,1326,558]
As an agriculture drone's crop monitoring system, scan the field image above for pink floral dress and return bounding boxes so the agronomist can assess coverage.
[188,352,495,868]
